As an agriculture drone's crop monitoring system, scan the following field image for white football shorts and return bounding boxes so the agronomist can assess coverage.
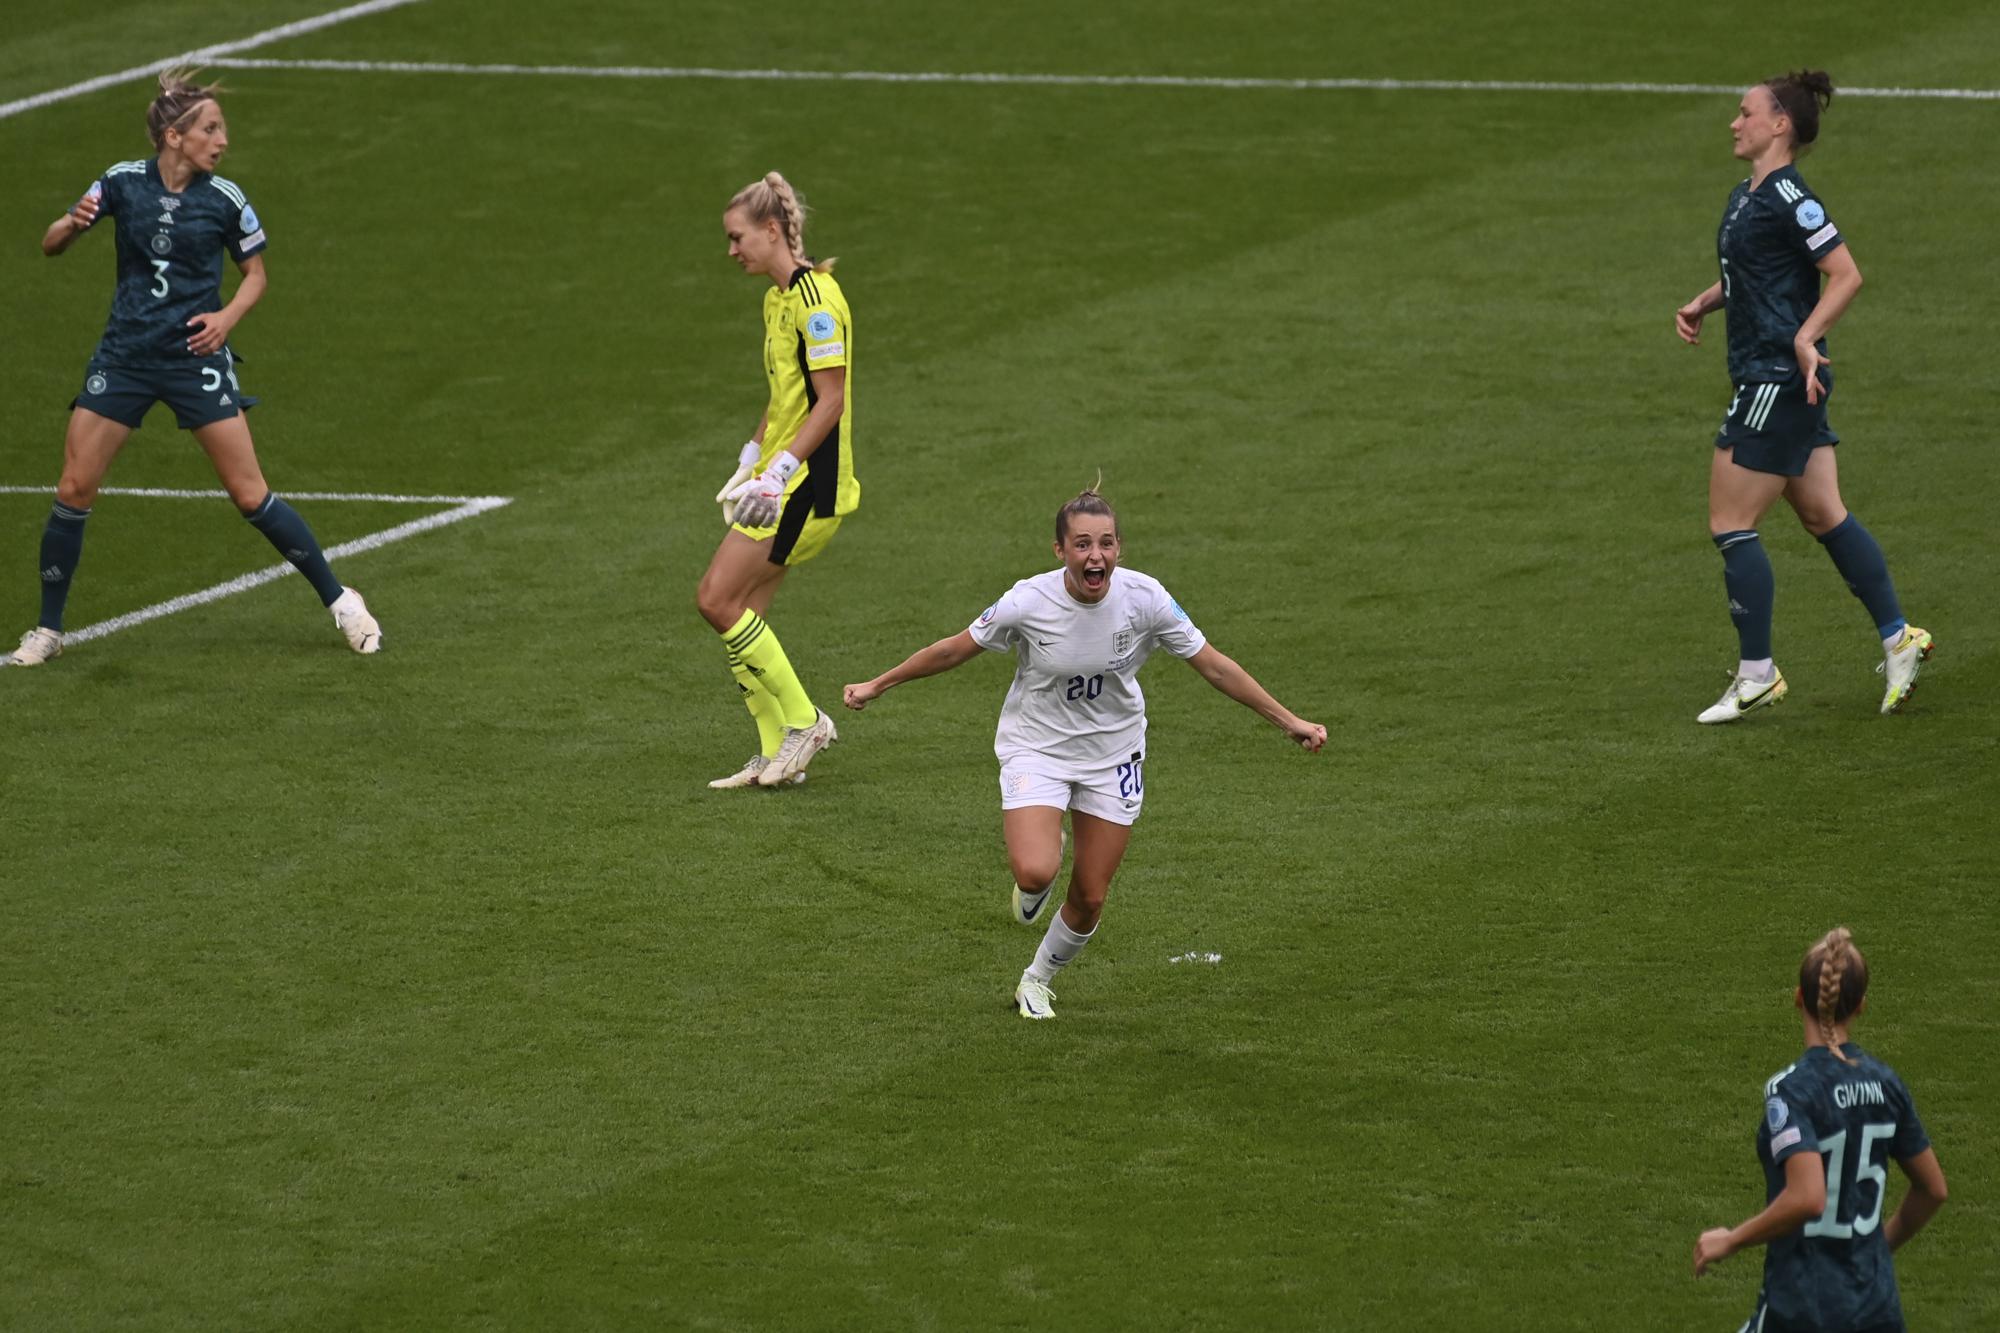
[998,756,1147,826]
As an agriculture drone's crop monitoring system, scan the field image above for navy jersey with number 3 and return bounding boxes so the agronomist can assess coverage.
[1753,1044,1929,1332]
[78,158,268,370]
[1717,164,1843,385]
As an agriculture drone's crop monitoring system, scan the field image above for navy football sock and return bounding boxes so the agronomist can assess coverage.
[1713,530,1774,661]
[37,501,90,631]
[245,493,344,606]
[1816,514,1906,641]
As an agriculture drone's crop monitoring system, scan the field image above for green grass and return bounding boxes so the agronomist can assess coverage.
[3,2,1998,1328]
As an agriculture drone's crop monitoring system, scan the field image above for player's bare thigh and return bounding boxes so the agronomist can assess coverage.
[190,414,271,512]
[56,407,135,509]
[696,529,787,631]
[1781,446,1849,536]
[1003,805,1064,891]
[1708,445,1790,535]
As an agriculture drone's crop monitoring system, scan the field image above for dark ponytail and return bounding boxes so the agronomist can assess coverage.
[1765,69,1834,148]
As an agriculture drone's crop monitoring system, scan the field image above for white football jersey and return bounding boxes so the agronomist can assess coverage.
[966,567,1206,778]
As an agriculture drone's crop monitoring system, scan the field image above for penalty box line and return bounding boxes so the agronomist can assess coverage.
[0,485,511,645]
[200,57,2000,102]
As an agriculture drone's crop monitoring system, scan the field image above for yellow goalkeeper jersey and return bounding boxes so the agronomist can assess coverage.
[761,266,858,518]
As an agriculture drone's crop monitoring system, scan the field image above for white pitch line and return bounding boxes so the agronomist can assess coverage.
[0,0,427,122]
[0,485,493,504]
[28,493,512,646]
[201,57,2000,102]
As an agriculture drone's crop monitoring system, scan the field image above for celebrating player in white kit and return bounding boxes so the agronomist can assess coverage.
[842,484,1326,1019]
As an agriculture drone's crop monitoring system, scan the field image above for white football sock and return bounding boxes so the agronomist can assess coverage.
[1026,910,1095,983]
[1738,657,1775,682]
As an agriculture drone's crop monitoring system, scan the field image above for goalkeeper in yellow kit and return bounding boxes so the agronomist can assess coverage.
[697,171,858,788]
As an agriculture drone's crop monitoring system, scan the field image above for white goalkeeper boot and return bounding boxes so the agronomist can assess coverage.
[759,709,836,786]
[709,755,804,790]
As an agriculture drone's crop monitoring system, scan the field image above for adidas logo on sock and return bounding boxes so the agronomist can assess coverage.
[40,565,64,582]
[1728,598,1747,615]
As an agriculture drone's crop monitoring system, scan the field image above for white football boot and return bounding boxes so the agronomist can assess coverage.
[330,587,382,654]
[759,708,836,786]
[709,755,804,790]
[1697,669,1787,724]
[1877,626,1933,715]
[1014,973,1056,1020]
[2,627,63,667]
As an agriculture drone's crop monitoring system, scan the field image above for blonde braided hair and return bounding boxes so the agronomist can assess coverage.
[727,171,837,274]
[1799,926,1868,1066]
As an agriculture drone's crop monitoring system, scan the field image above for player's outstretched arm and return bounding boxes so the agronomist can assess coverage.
[1884,1148,1948,1251]
[843,630,983,711]
[1184,643,1325,751]
[1693,1151,1825,1276]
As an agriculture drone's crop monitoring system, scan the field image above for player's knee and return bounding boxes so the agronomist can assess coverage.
[1065,880,1108,926]
[694,580,741,631]
[55,476,98,509]
[226,481,269,514]
[1010,851,1060,893]
[1794,503,1846,537]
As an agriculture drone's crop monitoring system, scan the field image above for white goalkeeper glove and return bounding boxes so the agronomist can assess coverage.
[716,441,762,525]
[726,450,799,530]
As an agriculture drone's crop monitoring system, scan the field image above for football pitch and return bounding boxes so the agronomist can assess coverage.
[3,1,1997,1327]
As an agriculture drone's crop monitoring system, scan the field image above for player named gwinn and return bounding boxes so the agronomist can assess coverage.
[842,485,1325,1019]
[4,70,380,668]
[1693,928,1948,1332]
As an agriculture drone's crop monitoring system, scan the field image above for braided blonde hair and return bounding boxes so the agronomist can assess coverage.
[1799,926,1869,1066]
[145,68,224,150]
[727,171,837,274]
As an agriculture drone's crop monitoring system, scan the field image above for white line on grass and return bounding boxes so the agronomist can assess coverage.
[0,0,427,122]
[0,486,510,645]
[0,485,501,504]
[200,57,2000,102]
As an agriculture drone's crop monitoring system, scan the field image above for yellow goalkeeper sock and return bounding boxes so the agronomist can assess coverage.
[727,651,786,758]
[721,609,816,730]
